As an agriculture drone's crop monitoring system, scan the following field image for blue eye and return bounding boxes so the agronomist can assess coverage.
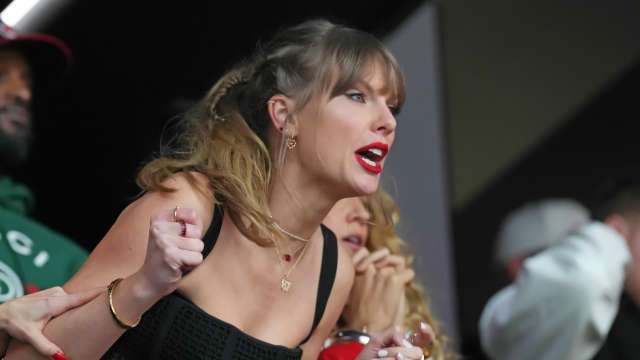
[346,92,366,103]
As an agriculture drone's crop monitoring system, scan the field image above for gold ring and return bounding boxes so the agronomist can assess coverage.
[173,206,180,222]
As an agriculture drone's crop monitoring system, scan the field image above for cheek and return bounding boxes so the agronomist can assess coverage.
[312,125,361,167]
[332,223,350,240]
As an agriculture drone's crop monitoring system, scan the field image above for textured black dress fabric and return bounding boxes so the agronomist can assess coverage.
[102,206,338,360]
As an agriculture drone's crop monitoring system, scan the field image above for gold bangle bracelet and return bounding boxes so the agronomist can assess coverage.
[107,278,140,329]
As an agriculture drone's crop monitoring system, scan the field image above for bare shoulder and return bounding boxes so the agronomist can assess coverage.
[153,171,215,216]
[129,171,215,226]
[64,172,215,292]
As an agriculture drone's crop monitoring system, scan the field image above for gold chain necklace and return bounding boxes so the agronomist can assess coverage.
[272,222,310,243]
[271,235,310,293]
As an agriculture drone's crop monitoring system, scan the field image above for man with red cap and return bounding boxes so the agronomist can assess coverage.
[0,20,86,304]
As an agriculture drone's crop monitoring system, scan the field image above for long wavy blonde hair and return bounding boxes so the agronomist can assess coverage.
[364,189,457,360]
[136,19,405,246]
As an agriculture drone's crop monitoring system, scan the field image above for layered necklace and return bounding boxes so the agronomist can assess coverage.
[271,221,311,293]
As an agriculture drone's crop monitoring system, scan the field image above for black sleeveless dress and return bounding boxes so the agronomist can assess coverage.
[103,206,338,360]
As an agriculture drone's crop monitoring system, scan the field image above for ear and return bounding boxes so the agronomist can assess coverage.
[605,213,631,238]
[267,95,297,135]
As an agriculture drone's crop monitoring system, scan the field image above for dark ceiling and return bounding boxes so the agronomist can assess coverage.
[5,0,427,249]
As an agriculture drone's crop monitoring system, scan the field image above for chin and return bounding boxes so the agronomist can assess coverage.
[349,177,380,197]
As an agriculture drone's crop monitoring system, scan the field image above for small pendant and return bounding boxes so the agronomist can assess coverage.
[280,277,291,292]
[283,254,292,262]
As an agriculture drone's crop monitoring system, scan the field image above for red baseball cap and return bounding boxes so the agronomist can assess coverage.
[0,21,72,85]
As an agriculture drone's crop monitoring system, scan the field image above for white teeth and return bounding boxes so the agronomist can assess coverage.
[361,156,377,167]
[369,148,383,157]
[344,236,361,245]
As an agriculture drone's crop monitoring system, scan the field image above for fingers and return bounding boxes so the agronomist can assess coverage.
[22,286,66,300]
[153,223,204,253]
[356,248,390,272]
[177,237,205,253]
[376,346,423,359]
[45,286,104,318]
[393,268,415,285]
[352,247,370,269]
[406,321,435,349]
[151,207,182,223]
[149,220,204,261]
[22,328,62,357]
[150,207,202,234]
[179,249,204,267]
[374,254,406,270]
[174,206,202,227]
[373,267,414,287]
[183,222,202,239]
[151,219,202,239]
[161,245,204,270]
[369,325,404,347]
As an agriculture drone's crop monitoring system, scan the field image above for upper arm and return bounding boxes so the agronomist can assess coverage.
[301,242,355,359]
[64,172,214,293]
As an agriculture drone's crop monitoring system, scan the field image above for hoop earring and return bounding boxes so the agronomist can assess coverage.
[287,136,297,150]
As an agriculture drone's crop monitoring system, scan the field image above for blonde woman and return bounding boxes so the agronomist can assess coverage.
[6,20,424,360]
[321,190,457,360]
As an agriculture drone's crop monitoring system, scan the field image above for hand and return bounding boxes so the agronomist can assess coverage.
[356,326,425,360]
[136,206,204,298]
[346,248,414,332]
[353,248,406,274]
[404,321,435,358]
[0,286,103,357]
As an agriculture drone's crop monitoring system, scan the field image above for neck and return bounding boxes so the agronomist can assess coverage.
[268,162,338,246]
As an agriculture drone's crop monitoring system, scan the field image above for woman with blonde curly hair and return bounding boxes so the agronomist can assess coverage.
[6,19,427,360]
[321,189,457,360]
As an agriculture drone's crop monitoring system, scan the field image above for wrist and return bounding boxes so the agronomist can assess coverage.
[111,274,163,325]
[128,271,166,304]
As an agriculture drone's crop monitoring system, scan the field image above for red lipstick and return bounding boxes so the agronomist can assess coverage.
[354,142,389,174]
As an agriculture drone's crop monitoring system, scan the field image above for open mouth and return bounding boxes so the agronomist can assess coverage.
[355,142,388,174]
[341,235,364,253]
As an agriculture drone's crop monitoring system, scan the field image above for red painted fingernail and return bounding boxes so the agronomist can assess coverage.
[52,351,70,360]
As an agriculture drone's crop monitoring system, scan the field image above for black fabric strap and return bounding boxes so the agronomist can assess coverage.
[300,225,338,345]
[201,207,338,346]
[202,204,224,258]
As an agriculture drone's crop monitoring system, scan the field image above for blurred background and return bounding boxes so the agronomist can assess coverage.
[6,0,640,358]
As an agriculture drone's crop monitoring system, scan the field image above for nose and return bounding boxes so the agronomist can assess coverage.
[347,200,371,225]
[5,72,32,104]
[373,103,397,136]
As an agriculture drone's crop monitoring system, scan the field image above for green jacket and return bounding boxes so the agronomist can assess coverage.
[0,177,87,303]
